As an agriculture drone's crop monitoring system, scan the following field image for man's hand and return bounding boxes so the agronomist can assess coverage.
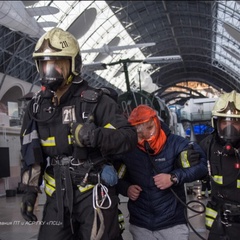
[21,187,38,222]
[153,173,173,190]
[127,185,142,201]
[70,121,97,147]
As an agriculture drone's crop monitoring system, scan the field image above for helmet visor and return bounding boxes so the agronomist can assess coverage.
[38,59,64,83]
[217,117,240,142]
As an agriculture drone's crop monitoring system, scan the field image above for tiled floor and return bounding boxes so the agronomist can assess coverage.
[0,182,209,240]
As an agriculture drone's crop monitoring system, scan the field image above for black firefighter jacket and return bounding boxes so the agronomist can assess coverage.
[20,79,137,170]
[200,132,240,204]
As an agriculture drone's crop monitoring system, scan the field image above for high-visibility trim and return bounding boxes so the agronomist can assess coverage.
[180,151,190,168]
[237,179,240,188]
[22,130,39,145]
[205,207,217,218]
[104,123,116,129]
[44,183,55,197]
[119,211,125,231]
[119,222,125,230]
[41,135,73,146]
[118,213,124,222]
[118,164,126,179]
[205,217,214,228]
[44,172,56,187]
[212,175,223,184]
[41,137,56,147]
[68,135,73,144]
[78,184,94,192]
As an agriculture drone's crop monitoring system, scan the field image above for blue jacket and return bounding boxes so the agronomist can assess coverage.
[116,124,207,231]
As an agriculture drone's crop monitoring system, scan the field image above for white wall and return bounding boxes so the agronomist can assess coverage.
[0,126,21,195]
[0,72,40,101]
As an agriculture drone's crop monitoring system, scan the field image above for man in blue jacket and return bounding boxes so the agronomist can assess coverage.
[116,105,208,240]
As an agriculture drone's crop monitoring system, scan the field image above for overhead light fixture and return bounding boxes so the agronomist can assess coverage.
[222,22,240,43]
[143,55,182,64]
[83,55,182,72]
[81,42,156,55]
[82,62,107,71]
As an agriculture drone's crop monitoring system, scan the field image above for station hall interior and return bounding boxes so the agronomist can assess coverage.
[0,1,239,240]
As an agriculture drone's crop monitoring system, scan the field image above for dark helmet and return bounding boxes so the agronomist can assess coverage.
[211,90,240,144]
[33,27,82,90]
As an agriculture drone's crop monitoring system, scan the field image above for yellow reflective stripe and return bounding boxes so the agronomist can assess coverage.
[44,172,56,187]
[68,135,73,144]
[237,179,240,188]
[118,213,124,222]
[78,184,94,193]
[205,217,214,228]
[180,151,190,168]
[41,136,73,146]
[205,207,217,218]
[118,164,126,179]
[213,175,223,184]
[119,222,125,230]
[41,137,56,146]
[104,123,116,129]
[44,183,55,197]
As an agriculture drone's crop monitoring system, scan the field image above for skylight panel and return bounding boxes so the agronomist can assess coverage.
[30,0,154,91]
[215,1,240,79]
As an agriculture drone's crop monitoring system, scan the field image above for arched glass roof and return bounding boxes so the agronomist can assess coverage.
[0,1,239,103]
[30,1,152,91]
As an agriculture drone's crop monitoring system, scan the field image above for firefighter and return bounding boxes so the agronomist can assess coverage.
[20,27,137,240]
[200,90,240,240]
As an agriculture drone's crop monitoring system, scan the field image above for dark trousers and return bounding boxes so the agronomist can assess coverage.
[201,179,211,194]
[208,221,240,240]
[38,187,121,240]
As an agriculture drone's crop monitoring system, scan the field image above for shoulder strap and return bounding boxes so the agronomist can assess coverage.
[100,87,118,102]
[80,89,103,123]
[207,135,213,165]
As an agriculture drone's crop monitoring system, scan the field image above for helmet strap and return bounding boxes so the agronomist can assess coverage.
[66,74,74,85]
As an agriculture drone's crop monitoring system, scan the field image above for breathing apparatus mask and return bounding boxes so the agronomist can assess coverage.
[217,117,240,144]
[128,105,167,155]
[135,118,158,153]
[38,58,68,92]
[215,117,240,155]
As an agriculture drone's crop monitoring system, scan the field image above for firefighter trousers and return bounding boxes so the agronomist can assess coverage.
[37,186,121,240]
[208,222,240,240]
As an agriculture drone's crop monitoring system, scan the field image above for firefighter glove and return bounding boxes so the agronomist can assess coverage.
[176,144,200,168]
[71,122,97,147]
[21,186,38,222]
[187,144,200,166]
